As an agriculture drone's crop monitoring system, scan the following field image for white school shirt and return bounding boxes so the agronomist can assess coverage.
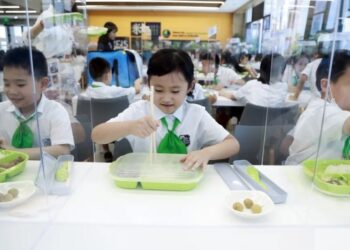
[81,81,136,103]
[108,100,229,152]
[187,83,205,101]
[233,79,288,107]
[285,98,350,165]
[217,66,242,87]
[0,95,74,149]
[301,58,322,97]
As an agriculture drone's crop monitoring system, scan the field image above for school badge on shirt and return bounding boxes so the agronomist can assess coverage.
[179,135,190,147]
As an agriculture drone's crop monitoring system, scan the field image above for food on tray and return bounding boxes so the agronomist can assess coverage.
[246,166,268,190]
[232,202,244,212]
[55,161,71,182]
[251,204,262,214]
[0,156,25,169]
[243,198,253,209]
[232,199,263,214]
[320,164,350,186]
[0,188,19,202]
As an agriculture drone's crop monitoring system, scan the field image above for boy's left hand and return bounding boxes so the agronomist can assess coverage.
[180,150,211,170]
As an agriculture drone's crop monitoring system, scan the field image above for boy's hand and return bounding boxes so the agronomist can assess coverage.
[134,78,142,94]
[180,149,211,170]
[130,115,160,138]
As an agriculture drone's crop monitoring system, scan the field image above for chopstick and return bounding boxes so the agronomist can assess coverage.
[149,86,157,161]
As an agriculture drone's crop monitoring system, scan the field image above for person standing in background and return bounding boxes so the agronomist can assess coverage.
[97,22,118,51]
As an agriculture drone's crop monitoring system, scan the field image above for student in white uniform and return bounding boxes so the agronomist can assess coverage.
[92,49,239,169]
[82,57,141,102]
[286,51,350,165]
[199,52,244,89]
[0,47,74,160]
[219,53,288,107]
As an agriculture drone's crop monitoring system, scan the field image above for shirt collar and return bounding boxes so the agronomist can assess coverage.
[153,102,185,122]
[6,94,46,119]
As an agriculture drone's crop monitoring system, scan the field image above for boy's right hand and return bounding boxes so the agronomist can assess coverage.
[129,116,160,138]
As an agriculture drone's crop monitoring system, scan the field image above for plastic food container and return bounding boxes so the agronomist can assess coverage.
[0,150,29,183]
[302,159,350,196]
[109,153,203,191]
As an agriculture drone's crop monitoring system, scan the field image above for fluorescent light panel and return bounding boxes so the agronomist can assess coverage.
[77,0,224,4]
[0,5,20,9]
[79,5,220,11]
[5,10,37,13]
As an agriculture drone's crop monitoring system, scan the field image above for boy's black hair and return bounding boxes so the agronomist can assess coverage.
[258,53,286,84]
[3,46,47,80]
[89,57,111,81]
[104,22,118,34]
[316,50,350,91]
[147,48,194,88]
[254,53,263,62]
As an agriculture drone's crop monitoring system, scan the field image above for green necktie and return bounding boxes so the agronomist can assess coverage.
[342,136,350,159]
[11,114,35,148]
[157,117,187,154]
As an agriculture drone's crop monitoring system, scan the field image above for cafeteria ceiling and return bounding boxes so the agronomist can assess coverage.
[0,0,252,14]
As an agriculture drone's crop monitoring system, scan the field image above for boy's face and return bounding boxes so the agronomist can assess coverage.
[330,66,350,111]
[3,67,47,114]
[201,59,214,75]
[150,71,191,114]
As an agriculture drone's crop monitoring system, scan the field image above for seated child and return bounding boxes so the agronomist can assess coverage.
[82,57,141,102]
[187,82,217,105]
[92,49,239,169]
[0,46,74,160]
[286,50,350,164]
[219,53,288,107]
[199,52,244,89]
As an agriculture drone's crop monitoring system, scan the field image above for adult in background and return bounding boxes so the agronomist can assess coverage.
[97,22,118,51]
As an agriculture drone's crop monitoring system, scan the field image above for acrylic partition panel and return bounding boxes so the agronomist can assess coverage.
[0,1,91,249]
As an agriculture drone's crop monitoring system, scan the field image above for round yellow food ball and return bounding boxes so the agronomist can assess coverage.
[2,193,13,202]
[232,202,244,212]
[243,198,254,209]
[251,204,262,214]
[8,188,19,198]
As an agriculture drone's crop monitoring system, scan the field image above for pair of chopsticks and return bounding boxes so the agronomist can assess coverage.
[149,86,157,161]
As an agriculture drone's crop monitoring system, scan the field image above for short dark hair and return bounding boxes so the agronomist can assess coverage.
[3,46,47,80]
[147,48,194,88]
[89,57,111,80]
[199,51,219,69]
[104,22,118,34]
[316,50,350,91]
[259,53,286,84]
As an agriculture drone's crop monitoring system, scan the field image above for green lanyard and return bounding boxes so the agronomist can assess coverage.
[91,83,102,88]
[342,136,350,159]
[157,117,187,154]
[11,114,35,148]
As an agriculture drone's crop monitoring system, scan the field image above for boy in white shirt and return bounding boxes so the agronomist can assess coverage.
[92,49,239,169]
[0,47,74,159]
[83,57,141,102]
[286,51,350,164]
[219,53,288,107]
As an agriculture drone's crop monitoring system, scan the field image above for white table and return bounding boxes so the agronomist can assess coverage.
[1,161,349,250]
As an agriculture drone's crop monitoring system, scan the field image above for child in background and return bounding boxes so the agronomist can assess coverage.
[0,47,74,159]
[199,52,244,89]
[92,49,239,169]
[219,53,288,107]
[286,51,350,164]
[82,57,141,103]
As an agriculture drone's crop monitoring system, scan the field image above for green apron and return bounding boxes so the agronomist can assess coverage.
[157,117,187,154]
[11,114,35,148]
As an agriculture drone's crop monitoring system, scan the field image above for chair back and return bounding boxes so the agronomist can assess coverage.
[239,103,299,126]
[187,98,212,113]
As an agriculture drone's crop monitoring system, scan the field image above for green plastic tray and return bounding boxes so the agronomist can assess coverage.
[302,159,350,196]
[109,153,203,191]
[0,150,29,183]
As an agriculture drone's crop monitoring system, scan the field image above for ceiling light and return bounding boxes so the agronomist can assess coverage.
[76,0,224,4]
[0,5,20,9]
[79,5,220,11]
[0,10,3,13]
[5,10,37,14]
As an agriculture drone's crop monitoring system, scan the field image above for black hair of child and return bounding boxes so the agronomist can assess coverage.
[199,51,220,70]
[89,57,111,81]
[258,53,286,84]
[316,50,350,91]
[147,48,194,89]
[3,46,47,80]
[104,22,118,34]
